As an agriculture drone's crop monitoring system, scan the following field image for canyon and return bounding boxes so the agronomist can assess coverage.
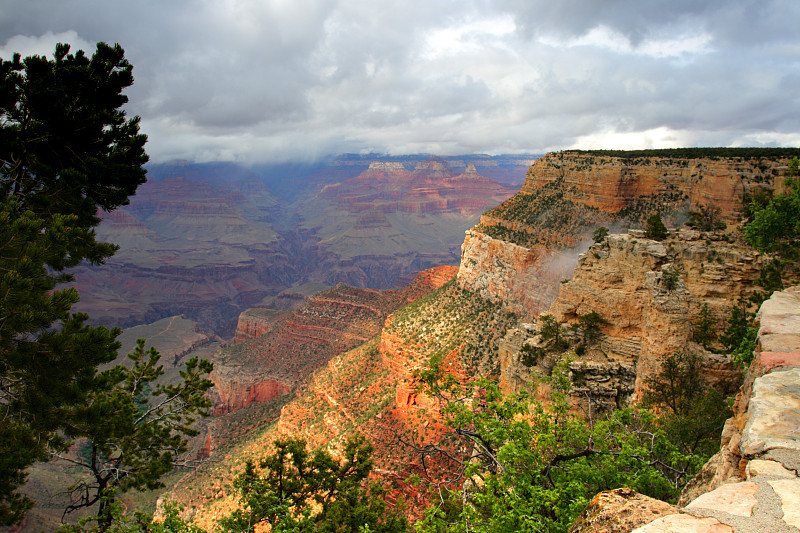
[70,155,527,337]
[148,148,800,531]
[18,148,800,532]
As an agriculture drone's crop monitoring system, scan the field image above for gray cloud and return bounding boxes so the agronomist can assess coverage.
[1,0,798,163]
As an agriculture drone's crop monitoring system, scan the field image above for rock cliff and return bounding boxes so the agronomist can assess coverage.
[459,149,797,318]
[552,229,760,402]
[209,266,458,415]
[496,227,763,409]
[232,308,285,344]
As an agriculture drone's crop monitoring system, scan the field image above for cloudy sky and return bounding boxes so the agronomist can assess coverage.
[1,0,799,163]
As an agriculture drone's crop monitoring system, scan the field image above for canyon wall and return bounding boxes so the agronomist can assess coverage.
[73,156,523,336]
[459,150,795,319]
[232,308,285,344]
[552,229,761,401]
[208,266,458,415]
[497,228,762,408]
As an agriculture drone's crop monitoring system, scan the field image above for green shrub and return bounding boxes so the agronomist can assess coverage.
[645,213,668,240]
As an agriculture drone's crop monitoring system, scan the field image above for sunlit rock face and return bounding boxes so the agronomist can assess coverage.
[208,266,458,415]
[460,150,792,319]
[520,151,786,221]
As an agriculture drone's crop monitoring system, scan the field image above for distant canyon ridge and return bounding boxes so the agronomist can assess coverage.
[71,154,533,336]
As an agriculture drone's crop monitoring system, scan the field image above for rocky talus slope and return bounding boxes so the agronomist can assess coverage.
[459,150,796,317]
[570,286,800,533]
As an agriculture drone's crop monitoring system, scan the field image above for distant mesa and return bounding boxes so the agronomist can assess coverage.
[364,161,409,175]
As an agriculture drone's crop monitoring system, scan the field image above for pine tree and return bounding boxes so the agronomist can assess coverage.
[0,42,150,525]
[644,213,668,240]
[59,340,213,531]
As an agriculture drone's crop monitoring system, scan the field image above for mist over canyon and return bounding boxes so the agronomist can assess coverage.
[19,148,800,533]
[69,154,532,337]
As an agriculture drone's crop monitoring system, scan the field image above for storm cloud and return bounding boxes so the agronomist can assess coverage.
[1,0,798,163]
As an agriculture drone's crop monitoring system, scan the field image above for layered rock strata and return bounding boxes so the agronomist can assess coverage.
[302,158,517,288]
[500,229,762,405]
[209,266,458,415]
[232,308,285,344]
[460,150,796,318]
[520,151,788,221]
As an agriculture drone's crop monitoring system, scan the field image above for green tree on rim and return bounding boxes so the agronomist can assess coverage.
[0,42,159,526]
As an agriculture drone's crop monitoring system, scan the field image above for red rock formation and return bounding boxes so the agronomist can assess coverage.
[520,151,791,221]
[211,378,291,416]
[210,266,458,415]
[318,158,516,217]
[233,309,285,344]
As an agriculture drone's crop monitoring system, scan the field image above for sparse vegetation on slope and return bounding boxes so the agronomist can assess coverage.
[476,180,606,248]
[387,279,519,375]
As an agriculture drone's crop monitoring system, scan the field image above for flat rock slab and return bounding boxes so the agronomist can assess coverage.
[757,351,800,371]
[757,287,800,325]
[768,478,800,529]
[746,459,796,479]
[631,514,733,532]
[686,482,759,517]
[740,367,800,456]
[757,287,800,352]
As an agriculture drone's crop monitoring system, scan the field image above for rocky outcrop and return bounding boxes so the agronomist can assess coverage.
[232,308,285,344]
[498,229,761,405]
[209,266,458,415]
[552,229,761,401]
[457,230,573,317]
[459,150,796,318]
[210,378,292,416]
[571,286,800,532]
[568,488,678,533]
